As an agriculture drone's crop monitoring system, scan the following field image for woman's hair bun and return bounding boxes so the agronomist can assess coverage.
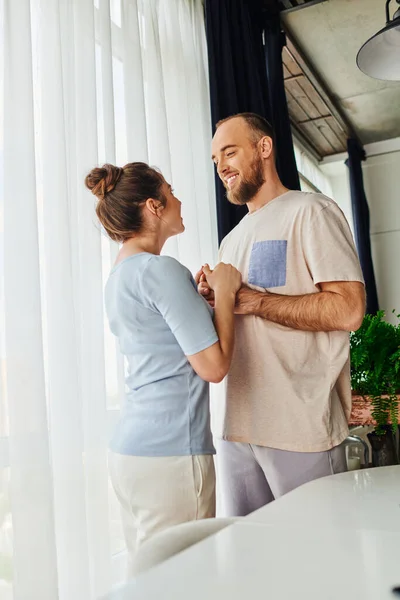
[85,164,123,199]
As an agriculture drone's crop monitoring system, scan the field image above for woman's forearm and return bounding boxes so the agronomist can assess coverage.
[213,290,236,371]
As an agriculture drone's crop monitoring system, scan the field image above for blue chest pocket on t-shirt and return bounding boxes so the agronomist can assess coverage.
[248,240,287,288]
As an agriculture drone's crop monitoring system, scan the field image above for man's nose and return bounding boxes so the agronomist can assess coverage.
[217,159,228,178]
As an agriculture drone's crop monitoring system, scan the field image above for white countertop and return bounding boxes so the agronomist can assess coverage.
[244,465,400,532]
[105,523,400,599]
[103,466,400,600]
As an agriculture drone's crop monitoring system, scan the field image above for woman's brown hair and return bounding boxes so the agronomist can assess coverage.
[85,162,166,242]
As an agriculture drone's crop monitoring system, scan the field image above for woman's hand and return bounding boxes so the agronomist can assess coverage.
[202,263,242,296]
[189,263,241,383]
[195,268,215,306]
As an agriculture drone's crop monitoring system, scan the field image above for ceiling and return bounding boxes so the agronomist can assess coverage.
[282,39,348,157]
[281,0,400,146]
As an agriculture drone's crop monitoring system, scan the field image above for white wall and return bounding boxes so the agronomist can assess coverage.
[363,150,400,324]
[320,139,400,324]
[319,159,354,234]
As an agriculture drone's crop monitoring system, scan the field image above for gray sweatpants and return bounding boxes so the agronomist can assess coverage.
[215,439,347,517]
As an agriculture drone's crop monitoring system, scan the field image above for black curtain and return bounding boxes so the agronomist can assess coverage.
[205,0,299,242]
[346,139,379,315]
[205,0,269,241]
[264,12,300,194]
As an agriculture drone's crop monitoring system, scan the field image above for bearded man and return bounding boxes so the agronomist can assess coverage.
[198,113,366,517]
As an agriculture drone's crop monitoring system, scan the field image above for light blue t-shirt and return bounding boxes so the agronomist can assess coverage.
[105,253,218,457]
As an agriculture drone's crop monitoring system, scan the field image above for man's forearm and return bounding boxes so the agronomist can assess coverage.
[235,285,362,332]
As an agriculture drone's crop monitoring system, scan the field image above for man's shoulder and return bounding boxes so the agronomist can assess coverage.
[283,190,337,213]
[219,191,340,251]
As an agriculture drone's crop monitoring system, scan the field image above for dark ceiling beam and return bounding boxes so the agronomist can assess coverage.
[280,0,328,14]
[262,0,328,13]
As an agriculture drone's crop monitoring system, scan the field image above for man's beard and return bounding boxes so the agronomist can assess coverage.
[226,153,265,206]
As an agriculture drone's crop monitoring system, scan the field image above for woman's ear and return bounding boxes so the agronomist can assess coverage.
[145,198,164,217]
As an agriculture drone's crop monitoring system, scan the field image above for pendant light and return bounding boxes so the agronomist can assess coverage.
[356,0,400,81]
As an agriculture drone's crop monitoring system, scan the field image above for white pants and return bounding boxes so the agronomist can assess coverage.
[108,452,216,577]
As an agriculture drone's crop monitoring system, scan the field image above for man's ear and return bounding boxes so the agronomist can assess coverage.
[259,136,273,159]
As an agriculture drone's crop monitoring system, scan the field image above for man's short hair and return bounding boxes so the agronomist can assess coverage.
[216,112,275,144]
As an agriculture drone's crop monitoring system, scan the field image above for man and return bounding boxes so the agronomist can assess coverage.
[197,112,365,517]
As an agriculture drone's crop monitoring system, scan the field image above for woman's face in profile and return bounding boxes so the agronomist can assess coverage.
[159,181,185,236]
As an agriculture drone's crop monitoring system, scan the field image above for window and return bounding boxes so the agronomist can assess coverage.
[0,1,216,596]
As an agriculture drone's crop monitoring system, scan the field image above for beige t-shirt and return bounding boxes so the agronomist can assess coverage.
[215,191,364,452]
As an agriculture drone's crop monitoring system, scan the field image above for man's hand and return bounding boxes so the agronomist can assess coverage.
[195,266,215,307]
[234,284,265,314]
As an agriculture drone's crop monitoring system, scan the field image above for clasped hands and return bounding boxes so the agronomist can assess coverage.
[195,264,259,314]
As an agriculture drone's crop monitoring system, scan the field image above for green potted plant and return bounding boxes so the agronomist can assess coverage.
[350,310,400,467]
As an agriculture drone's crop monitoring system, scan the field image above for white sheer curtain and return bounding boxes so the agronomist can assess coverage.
[0,1,217,598]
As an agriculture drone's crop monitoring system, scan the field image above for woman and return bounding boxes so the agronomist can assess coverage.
[85,162,241,575]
